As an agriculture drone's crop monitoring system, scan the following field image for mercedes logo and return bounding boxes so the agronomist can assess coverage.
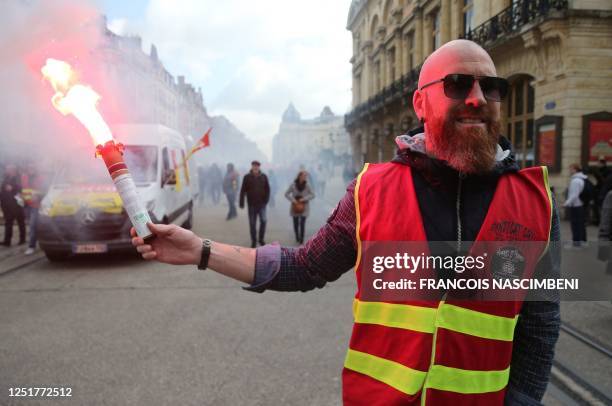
[81,210,97,225]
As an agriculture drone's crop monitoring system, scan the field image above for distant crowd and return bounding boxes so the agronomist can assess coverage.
[197,161,353,247]
[1,163,48,254]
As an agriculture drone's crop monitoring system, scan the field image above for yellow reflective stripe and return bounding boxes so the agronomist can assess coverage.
[354,163,369,274]
[540,165,553,261]
[354,299,436,334]
[426,364,510,394]
[437,304,518,341]
[344,349,426,395]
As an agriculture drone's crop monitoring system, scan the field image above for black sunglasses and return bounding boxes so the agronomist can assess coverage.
[419,74,509,102]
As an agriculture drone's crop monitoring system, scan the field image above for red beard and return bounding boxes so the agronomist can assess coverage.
[425,106,501,174]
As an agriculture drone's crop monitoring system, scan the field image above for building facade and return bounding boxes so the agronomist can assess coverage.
[98,21,210,143]
[345,0,612,194]
[272,104,352,168]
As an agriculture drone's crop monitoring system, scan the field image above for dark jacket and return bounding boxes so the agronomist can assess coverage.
[239,171,270,208]
[0,175,22,212]
[223,170,240,195]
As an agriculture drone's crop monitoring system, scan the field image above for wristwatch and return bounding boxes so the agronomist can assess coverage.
[198,239,213,271]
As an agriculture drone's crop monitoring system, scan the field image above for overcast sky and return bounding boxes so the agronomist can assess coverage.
[99,0,353,158]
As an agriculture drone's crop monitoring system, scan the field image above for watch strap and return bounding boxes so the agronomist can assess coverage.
[198,239,212,270]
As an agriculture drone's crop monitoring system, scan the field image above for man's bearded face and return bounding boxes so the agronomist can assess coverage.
[425,96,501,174]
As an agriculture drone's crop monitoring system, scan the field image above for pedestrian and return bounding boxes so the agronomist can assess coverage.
[563,163,588,247]
[239,160,270,248]
[593,157,609,224]
[343,161,355,185]
[267,169,278,208]
[597,188,612,274]
[313,164,325,197]
[21,163,47,255]
[208,163,223,205]
[132,40,560,405]
[197,165,207,206]
[1,164,26,247]
[222,163,239,220]
[284,170,315,244]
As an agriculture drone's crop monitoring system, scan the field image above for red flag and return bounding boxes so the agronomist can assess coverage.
[186,127,212,160]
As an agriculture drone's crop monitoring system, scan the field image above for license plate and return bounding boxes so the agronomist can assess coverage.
[73,244,108,254]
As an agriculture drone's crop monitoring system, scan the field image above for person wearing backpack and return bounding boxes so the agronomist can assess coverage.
[564,163,589,247]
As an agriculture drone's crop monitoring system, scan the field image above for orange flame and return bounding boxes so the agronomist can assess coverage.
[41,58,113,146]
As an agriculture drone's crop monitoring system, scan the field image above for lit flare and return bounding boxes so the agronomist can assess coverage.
[41,58,113,146]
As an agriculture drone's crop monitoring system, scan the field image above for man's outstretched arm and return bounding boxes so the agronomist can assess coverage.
[131,223,256,285]
[131,180,358,291]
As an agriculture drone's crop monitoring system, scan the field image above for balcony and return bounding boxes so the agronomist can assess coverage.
[463,0,568,48]
[345,0,569,130]
[345,66,420,129]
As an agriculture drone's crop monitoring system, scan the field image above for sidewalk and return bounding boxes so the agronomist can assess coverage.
[0,223,45,275]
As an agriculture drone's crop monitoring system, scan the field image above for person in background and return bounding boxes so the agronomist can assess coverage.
[597,187,612,274]
[284,170,315,244]
[209,163,223,205]
[267,169,278,208]
[222,163,239,221]
[594,156,609,224]
[239,160,270,248]
[564,163,588,247]
[315,164,326,197]
[1,164,25,247]
[197,165,207,206]
[21,163,47,255]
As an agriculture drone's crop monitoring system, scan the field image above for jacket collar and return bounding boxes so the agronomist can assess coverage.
[391,126,519,180]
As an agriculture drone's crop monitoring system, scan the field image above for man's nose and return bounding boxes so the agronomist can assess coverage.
[465,80,487,108]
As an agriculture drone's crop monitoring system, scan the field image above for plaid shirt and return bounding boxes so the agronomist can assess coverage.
[246,178,560,406]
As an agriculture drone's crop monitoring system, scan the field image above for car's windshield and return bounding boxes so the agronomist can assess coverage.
[54,145,158,185]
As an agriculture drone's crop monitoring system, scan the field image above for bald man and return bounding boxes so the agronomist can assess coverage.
[133,40,560,405]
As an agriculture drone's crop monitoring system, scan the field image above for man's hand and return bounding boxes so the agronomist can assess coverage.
[131,223,202,265]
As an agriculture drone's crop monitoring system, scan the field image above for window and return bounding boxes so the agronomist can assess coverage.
[388,47,396,83]
[463,0,474,36]
[124,145,158,183]
[374,60,381,93]
[505,76,535,167]
[406,32,414,70]
[432,11,440,51]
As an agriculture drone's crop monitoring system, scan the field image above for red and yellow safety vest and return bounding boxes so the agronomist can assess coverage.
[21,174,43,208]
[343,163,553,405]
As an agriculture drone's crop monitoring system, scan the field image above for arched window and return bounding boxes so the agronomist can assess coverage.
[504,75,535,167]
[383,0,394,26]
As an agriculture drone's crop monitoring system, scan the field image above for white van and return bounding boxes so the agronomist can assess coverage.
[38,124,194,261]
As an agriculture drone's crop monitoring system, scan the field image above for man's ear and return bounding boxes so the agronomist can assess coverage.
[413,90,425,123]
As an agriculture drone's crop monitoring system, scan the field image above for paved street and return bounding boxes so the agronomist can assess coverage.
[0,177,354,406]
[0,176,610,405]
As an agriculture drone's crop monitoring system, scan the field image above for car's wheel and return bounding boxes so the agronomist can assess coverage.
[45,251,70,262]
[182,203,193,230]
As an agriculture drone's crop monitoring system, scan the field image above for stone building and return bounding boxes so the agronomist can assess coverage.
[345,0,612,193]
[272,103,351,168]
[99,23,210,142]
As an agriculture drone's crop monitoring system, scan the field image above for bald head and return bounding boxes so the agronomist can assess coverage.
[418,40,496,88]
